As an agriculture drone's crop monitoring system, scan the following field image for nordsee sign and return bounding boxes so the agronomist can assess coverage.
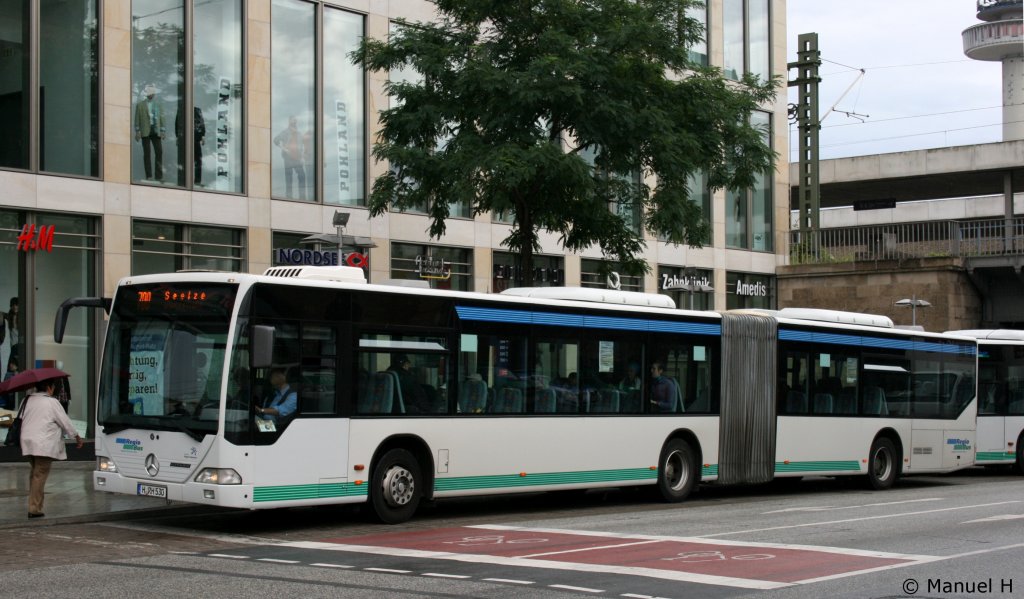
[276,248,340,266]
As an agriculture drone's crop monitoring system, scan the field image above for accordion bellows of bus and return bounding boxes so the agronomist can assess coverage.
[55,266,981,524]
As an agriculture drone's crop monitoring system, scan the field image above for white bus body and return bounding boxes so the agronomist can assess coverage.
[74,269,978,523]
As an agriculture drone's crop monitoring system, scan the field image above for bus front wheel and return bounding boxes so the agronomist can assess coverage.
[866,437,898,490]
[657,439,697,502]
[371,448,422,524]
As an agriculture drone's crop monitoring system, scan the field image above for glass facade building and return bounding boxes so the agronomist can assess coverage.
[0,0,787,438]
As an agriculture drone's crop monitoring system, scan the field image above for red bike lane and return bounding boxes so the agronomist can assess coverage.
[321,525,925,586]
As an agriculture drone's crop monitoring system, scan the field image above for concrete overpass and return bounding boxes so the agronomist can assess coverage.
[785,140,1024,327]
[789,140,1024,210]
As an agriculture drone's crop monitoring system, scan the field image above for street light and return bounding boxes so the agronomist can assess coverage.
[895,295,931,327]
[332,211,350,256]
[679,268,714,310]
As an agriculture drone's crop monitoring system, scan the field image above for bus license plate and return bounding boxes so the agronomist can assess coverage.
[137,483,167,498]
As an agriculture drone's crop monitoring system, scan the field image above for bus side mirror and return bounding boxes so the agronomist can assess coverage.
[252,325,275,369]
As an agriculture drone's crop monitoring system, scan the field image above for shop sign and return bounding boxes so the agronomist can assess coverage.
[276,248,339,266]
[416,255,450,280]
[343,251,369,269]
[661,273,711,291]
[17,224,55,252]
[735,279,769,297]
[493,264,564,285]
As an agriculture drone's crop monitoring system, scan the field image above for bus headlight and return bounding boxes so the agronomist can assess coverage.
[97,456,118,473]
[194,468,242,485]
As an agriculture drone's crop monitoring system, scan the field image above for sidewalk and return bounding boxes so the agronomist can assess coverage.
[0,461,192,528]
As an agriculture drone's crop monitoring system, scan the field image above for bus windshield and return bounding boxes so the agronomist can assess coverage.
[98,282,237,439]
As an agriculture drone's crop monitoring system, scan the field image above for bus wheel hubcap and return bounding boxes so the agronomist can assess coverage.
[873,448,891,480]
[382,466,415,507]
[666,450,688,491]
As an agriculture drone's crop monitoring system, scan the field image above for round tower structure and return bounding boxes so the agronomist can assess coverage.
[963,0,1024,140]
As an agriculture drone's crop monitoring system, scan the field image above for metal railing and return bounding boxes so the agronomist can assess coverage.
[789,218,1024,265]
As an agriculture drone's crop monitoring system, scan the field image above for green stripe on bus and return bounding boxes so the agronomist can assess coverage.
[774,460,861,473]
[976,451,1015,462]
[253,482,368,502]
[434,468,657,492]
[701,465,719,476]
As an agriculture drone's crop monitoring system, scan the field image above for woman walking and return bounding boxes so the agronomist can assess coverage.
[20,377,82,518]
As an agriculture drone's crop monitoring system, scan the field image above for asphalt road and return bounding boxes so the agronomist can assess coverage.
[2,467,1023,598]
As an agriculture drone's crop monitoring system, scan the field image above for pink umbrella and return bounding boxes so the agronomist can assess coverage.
[0,367,71,395]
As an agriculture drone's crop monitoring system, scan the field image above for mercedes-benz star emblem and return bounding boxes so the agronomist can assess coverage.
[144,453,160,477]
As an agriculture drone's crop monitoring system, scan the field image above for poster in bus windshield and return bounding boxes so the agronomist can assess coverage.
[129,333,164,415]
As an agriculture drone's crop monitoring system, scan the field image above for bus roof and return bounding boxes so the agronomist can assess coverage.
[946,329,1024,341]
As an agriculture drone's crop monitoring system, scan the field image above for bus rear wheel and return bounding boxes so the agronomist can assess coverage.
[657,439,697,502]
[371,448,422,524]
[866,437,898,490]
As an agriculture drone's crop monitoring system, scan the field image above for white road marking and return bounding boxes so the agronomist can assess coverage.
[101,521,280,546]
[422,573,472,579]
[311,563,354,569]
[208,553,250,559]
[257,558,299,564]
[621,594,668,599]
[468,524,933,560]
[550,583,604,593]
[364,567,411,574]
[961,514,1024,524]
[763,498,943,514]
[280,541,791,590]
[699,500,1021,537]
[794,542,1024,585]
[483,578,535,585]
[515,539,664,559]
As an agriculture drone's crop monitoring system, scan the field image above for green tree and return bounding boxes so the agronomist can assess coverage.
[355,0,778,285]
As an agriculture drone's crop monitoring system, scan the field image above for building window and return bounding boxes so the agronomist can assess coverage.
[194,0,244,192]
[0,0,99,177]
[658,169,711,245]
[726,111,772,251]
[271,231,309,264]
[723,0,770,82]
[385,22,471,219]
[658,266,713,311]
[726,271,773,310]
[1,209,100,437]
[580,145,642,235]
[391,242,473,291]
[270,2,366,205]
[492,251,565,292]
[580,259,643,292]
[131,0,244,191]
[271,0,314,201]
[683,0,708,67]
[323,7,365,206]
[132,220,245,275]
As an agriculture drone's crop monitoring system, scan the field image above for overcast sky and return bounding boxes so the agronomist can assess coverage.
[786,0,1007,161]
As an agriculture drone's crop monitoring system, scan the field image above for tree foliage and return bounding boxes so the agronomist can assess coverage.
[355,0,778,284]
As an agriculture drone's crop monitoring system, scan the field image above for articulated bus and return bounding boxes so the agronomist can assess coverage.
[947,330,1024,473]
[56,266,978,523]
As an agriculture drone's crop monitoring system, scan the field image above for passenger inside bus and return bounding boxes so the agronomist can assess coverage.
[388,354,431,414]
[649,361,679,412]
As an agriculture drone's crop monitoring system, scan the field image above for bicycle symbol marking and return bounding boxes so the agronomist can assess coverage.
[663,550,775,562]
[441,535,549,547]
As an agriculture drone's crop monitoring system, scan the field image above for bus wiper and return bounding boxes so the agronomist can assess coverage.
[101,423,132,435]
[166,419,207,442]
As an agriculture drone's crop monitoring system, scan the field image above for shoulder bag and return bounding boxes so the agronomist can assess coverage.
[3,398,27,448]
